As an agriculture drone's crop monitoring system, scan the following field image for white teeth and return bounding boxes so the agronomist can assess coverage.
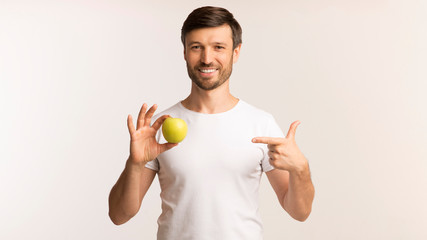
[200,69,216,73]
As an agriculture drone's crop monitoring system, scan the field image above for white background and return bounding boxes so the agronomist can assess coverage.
[1,0,426,239]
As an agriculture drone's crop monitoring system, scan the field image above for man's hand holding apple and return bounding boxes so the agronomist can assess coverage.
[127,103,178,168]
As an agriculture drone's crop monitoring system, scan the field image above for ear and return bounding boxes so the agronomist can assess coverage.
[183,47,187,61]
[232,44,242,63]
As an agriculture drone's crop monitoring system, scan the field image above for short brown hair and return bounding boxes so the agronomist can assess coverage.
[181,6,242,49]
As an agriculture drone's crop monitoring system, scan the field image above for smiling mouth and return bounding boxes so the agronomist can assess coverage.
[198,68,218,73]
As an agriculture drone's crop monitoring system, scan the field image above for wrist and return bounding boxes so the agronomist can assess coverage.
[289,160,309,176]
[126,157,147,172]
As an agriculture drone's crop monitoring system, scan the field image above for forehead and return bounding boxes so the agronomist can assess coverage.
[185,24,233,45]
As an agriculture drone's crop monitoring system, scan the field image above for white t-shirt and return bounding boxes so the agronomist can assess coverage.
[145,99,285,240]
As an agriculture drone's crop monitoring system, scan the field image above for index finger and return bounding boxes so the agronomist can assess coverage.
[151,115,172,131]
[144,104,158,127]
[252,137,284,145]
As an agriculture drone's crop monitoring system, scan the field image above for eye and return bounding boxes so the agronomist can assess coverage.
[191,45,200,50]
[215,46,225,50]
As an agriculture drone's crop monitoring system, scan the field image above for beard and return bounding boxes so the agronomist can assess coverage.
[186,58,233,91]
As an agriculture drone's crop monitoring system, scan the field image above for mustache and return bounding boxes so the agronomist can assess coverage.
[197,63,217,68]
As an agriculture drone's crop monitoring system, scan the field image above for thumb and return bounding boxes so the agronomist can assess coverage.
[159,142,179,153]
[286,120,301,139]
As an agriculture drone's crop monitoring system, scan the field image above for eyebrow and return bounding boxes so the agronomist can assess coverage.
[213,42,228,46]
[187,41,228,46]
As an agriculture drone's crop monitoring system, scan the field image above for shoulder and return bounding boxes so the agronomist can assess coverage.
[238,99,284,137]
[238,100,276,123]
[151,102,182,122]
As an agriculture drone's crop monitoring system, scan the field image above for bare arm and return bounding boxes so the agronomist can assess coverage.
[266,165,314,221]
[253,121,315,221]
[108,160,157,225]
[283,164,314,220]
[108,103,177,225]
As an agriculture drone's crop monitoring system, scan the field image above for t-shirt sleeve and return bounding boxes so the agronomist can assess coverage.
[145,158,159,171]
[261,115,286,172]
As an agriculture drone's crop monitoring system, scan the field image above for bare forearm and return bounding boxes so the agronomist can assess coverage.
[108,159,146,225]
[283,164,315,221]
[109,104,173,225]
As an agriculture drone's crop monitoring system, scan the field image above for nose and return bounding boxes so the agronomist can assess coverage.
[201,48,213,64]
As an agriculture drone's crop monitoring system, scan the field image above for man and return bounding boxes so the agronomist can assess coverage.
[109,6,315,240]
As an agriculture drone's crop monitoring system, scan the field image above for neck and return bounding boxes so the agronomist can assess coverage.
[181,80,239,114]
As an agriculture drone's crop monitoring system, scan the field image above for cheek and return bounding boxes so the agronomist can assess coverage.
[216,52,232,63]
[220,55,233,66]
[186,51,200,61]
[186,57,199,67]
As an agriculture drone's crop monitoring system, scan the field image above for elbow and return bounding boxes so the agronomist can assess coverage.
[108,198,140,225]
[292,208,312,222]
[109,210,136,226]
[283,201,312,222]
[109,211,126,225]
[294,212,310,222]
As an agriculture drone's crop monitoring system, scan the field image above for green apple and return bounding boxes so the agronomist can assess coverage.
[162,117,188,143]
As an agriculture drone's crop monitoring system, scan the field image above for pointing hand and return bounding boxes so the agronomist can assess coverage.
[252,121,308,172]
